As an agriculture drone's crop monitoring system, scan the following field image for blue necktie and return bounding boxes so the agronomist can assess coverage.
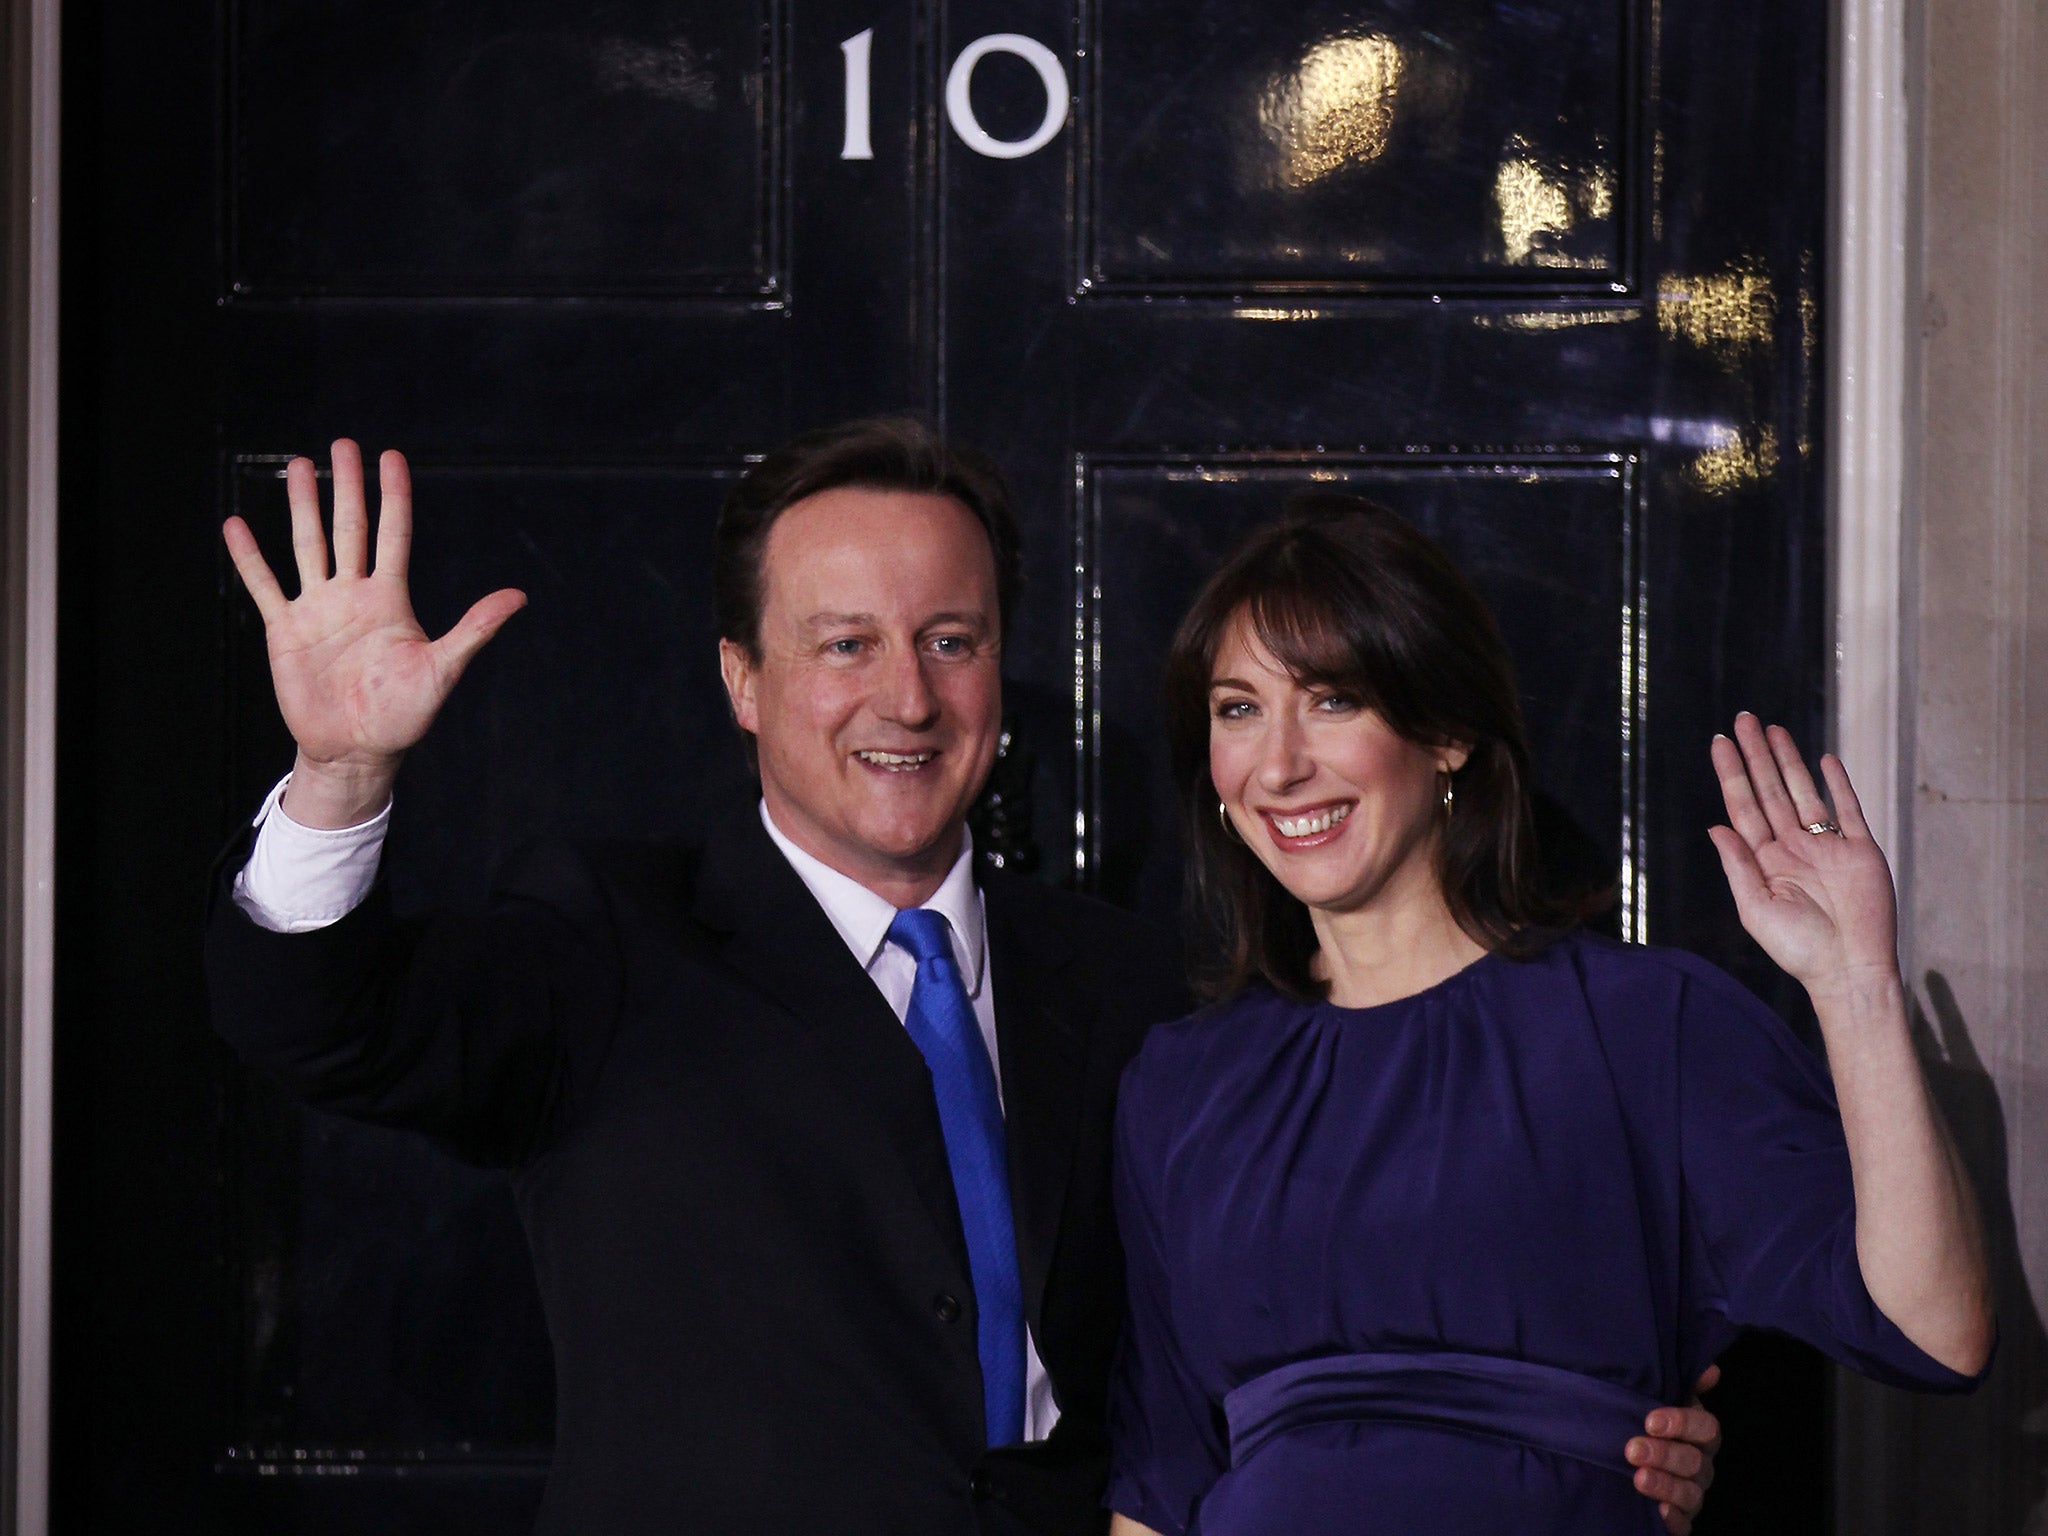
[886,907,1026,1446]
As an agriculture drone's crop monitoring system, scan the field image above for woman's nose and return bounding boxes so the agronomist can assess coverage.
[1255,712,1313,792]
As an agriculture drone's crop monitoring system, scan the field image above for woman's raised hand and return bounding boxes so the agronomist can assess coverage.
[1706,713,1899,998]
[221,440,526,827]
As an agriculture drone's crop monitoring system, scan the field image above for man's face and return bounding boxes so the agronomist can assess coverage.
[719,486,1004,904]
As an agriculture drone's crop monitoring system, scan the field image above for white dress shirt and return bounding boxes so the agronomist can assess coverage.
[232,779,1059,1441]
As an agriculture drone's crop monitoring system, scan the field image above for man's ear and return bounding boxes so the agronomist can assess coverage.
[718,638,760,735]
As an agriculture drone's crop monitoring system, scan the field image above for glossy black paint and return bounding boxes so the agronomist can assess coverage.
[1081,0,1634,291]
[57,0,1828,1528]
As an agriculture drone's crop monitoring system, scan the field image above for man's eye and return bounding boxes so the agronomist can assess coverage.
[826,638,865,657]
[930,635,970,656]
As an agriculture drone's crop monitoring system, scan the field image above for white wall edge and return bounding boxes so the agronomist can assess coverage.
[14,0,57,1525]
[1830,0,1911,863]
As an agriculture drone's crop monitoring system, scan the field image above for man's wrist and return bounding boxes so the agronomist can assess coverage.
[281,752,399,829]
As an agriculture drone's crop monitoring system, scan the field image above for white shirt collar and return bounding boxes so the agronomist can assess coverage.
[757,800,986,996]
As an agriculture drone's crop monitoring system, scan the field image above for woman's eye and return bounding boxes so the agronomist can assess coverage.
[1316,693,1361,713]
[1213,699,1254,720]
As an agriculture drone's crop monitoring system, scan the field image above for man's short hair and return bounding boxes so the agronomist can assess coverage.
[713,416,1023,658]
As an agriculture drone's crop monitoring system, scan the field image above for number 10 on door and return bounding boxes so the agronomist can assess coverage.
[841,29,1072,161]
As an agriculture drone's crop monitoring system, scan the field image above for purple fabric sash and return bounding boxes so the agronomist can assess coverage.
[1222,1350,1661,1477]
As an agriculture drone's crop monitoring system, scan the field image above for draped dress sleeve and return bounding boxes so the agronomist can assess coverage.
[1663,950,1988,1390]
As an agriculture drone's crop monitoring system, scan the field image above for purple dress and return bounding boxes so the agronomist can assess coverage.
[1106,932,1980,1535]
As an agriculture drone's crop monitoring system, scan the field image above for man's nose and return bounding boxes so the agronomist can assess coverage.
[877,645,940,727]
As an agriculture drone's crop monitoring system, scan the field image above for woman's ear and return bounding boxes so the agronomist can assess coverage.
[1439,740,1474,775]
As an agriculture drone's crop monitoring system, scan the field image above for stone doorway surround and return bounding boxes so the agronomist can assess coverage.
[1834,0,2048,1522]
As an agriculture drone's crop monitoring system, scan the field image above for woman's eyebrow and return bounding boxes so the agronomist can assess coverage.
[1209,676,1258,693]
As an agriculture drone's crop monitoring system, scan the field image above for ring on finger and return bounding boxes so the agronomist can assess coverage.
[1804,820,1842,836]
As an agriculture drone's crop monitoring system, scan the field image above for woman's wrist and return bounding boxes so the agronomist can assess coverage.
[1805,963,1907,1036]
[1805,958,1903,1000]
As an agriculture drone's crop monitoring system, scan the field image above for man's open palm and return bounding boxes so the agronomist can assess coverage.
[221,440,525,815]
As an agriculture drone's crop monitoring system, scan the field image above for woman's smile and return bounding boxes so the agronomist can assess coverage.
[1258,800,1354,848]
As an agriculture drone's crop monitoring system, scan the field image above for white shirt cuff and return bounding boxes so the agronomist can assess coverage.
[230,774,390,933]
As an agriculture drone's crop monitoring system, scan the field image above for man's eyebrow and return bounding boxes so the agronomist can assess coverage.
[798,610,992,632]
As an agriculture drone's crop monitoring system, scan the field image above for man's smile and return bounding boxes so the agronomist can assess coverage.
[855,748,938,772]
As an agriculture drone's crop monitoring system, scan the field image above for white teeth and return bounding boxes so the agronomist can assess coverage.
[1272,804,1351,838]
[857,750,934,771]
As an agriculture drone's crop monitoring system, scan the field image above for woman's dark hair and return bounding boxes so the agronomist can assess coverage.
[1163,492,1599,1002]
[713,415,1022,658]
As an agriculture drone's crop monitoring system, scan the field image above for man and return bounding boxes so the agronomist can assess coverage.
[206,420,1721,1533]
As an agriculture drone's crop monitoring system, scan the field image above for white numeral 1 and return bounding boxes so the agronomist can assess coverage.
[840,29,874,160]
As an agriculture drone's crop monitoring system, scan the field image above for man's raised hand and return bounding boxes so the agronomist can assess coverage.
[221,440,526,828]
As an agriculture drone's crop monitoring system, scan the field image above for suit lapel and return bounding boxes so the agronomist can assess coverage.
[982,875,1088,1335]
[692,812,971,1274]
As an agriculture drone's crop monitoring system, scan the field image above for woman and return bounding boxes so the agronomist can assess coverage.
[1105,499,1992,1536]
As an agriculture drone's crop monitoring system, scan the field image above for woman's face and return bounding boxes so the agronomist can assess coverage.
[1207,611,1467,917]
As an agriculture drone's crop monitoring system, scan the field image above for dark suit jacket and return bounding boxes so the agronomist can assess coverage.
[204,807,1189,1536]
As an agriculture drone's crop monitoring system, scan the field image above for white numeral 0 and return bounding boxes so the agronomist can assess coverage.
[839,29,1070,162]
[945,33,1069,159]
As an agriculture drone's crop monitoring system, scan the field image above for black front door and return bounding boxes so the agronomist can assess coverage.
[57,0,1827,1528]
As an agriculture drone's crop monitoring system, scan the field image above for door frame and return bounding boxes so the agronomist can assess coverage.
[1831,0,1914,879]
[0,0,1912,1527]
[3,0,58,1529]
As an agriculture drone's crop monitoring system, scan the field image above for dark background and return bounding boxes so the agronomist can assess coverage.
[55,0,1832,1528]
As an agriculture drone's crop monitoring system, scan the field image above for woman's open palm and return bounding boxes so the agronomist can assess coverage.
[1706,714,1899,992]
[221,440,526,774]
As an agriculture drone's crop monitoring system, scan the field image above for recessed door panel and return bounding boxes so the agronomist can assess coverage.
[221,460,756,1482]
[1082,0,1634,292]
[1077,456,1638,920]
[228,0,783,296]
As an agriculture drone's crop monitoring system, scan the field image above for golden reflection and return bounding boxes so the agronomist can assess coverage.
[1473,308,1641,331]
[1495,152,1572,263]
[1581,163,1616,222]
[1262,34,1405,187]
[1234,306,1326,321]
[1656,262,1776,362]
[1798,252,1817,459]
[1688,426,1779,493]
[1649,0,1665,241]
[1652,132,1666,242]
[1493,137,1618,265]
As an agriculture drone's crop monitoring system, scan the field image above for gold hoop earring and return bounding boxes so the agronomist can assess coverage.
[1440,773,1455,819]
[1218,800,1244,844]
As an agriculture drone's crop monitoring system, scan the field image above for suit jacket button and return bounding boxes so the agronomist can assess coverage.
[933,1292,962,1323]
[969,1468,993,1500]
